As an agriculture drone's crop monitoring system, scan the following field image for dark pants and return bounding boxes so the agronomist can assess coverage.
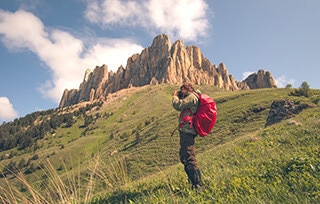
[179,131,202,186]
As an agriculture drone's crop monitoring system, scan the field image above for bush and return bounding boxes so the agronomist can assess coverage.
[285,84,292,89]
[289,81,311,97]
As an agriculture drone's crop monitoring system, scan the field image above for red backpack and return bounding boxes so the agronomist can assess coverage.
[192,93,217,137]
[174,92,217,137]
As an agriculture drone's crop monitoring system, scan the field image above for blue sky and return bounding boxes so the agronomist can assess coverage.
[0,0,319,123]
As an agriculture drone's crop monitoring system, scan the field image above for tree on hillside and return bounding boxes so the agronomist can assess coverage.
[289,81,311,97]
[300,81,311,97]
[285,84,292,89]
[83,114,94,127]
[18,158,27,169]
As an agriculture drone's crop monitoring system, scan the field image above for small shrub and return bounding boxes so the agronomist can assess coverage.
[312,96,320,104]
[109,132,114,140]
[289,81,311,97]
[285,84,292,89]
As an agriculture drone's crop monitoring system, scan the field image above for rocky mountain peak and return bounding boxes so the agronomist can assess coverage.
[244,69,277,89]
[151,34,171,50]
[59,34,277,108]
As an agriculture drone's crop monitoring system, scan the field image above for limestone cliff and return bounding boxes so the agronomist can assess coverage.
[244,69,277,89]
[59,34,277,108]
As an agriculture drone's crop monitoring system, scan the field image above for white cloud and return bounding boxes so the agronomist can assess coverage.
[86,0,142,25]
[0,97,18,122]
[242,71,255,80]
[85,0,209,41]
[275,76,296,88]
[0,10,143,103]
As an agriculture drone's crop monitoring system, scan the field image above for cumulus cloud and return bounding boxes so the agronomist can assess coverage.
[85,0,209,41]
[85,0,142,25]
[242,71,255,80]
[275,76,296,88]
[0,97,18,122]
[0,9,143,103]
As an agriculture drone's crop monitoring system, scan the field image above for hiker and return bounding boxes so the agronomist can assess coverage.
[172,82,204,190]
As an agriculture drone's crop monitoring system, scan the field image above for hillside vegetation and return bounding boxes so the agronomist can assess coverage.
[0,84,319,203]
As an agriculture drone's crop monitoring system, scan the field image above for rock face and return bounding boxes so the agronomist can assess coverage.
[59,65,109,107]
[59,34,277,108]
[265,100,309,127]
[244,70,277,89]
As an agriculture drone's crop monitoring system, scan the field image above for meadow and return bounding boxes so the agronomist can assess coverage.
[0,84,319,203]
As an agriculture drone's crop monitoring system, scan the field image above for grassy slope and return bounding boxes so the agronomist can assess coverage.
[0,84,319,203]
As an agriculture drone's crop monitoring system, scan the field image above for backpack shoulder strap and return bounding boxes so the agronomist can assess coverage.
[192,91,201,109]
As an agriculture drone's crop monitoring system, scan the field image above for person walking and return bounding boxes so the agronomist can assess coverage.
[172,82,204,190]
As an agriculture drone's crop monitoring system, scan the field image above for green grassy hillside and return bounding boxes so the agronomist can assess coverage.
[0,84,319,203]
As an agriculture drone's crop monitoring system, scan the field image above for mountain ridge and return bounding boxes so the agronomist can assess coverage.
[59,34,277,107]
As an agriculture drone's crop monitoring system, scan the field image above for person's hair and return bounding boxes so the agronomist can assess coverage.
[180,82,195,92]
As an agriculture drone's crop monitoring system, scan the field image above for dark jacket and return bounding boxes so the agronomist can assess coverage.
[172,92,199,135]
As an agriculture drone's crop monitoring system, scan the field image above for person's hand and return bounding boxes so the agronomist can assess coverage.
[173,90,178,96]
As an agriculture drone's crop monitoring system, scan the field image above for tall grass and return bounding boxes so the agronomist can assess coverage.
[0,153,132,203]
[94,108,319,203]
